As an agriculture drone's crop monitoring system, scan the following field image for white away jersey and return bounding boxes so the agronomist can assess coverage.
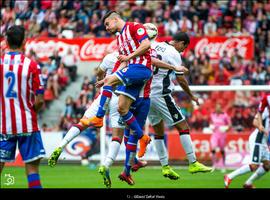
[249,108,269,146]
[99,52,119,75]
[150,41,183,97]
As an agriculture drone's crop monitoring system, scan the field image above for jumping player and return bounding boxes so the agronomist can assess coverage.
[81,11,153,159]
[147,31,213,180]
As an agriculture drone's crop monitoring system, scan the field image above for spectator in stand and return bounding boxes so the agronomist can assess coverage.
[231,109,248,132]
[214,68,230,85]
[200,56,214,84]
[251,65,267,85]
[27,16,40,37]
[203,16,217,36]
[179,15,192,33]
[164,18,178,36]
[44,57,57,74]
[57,62,69,89]
[48,18,61,37]
[190,15,203,37]
[49,49,62,69]
[190,103,209,131]
[61,47,78,81]
[59,96,77,131]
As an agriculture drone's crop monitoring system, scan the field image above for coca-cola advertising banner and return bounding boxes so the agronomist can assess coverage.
[0,36,254,61]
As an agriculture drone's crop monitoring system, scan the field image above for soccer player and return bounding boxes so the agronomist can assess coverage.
[0,25,45,188]
[209,102,231,172]
[48,52,146,188]
[224,95,270,189]
[80,11,153,158]
[147,31,213,180]
[48,51,185,187]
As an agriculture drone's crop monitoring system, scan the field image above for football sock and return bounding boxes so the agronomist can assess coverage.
[154,135,169,166]
[27,173,42,188]
[179,130,196,164]
[228,165,251,179]
[96,86,113,118]
[124,129,130,146]
[122,111,143,139]
[59,124,83,148]
[104,137,122,168]
[125,134,138,175]
[245,165,268,185]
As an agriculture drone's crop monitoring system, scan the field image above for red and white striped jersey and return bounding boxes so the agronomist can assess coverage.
[0,52,44,135]
[258,94,270,114]
[117,22,152,70]
[138,48,157,98]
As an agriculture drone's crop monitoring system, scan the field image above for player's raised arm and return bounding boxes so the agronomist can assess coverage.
[151,57,189,74]
[176,75,199,106]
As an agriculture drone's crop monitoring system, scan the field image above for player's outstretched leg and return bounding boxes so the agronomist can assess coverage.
[188,161,213,174]
[162,165,180,180]
[48,147,63,167]
[98,165,111,188]
[80,85,113,127]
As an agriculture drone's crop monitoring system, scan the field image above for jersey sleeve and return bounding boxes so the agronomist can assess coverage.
[132,22,149,43]
[258,95,269,113]
[31,62,44,95]
[99,54,113,72]
[168,51,183,76]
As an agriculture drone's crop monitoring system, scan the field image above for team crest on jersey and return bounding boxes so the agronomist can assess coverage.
[122,68,128,73]
[137,28,145,35]
[174,114,179,119]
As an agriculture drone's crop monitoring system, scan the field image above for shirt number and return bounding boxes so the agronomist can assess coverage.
[5,71,17,98]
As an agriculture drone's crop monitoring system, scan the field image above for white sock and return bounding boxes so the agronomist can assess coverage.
[104,140,121,168]
[59,126,81,148]
[245,165,267,185]
[180,134,196,164]
[228,165,251,179]
[154,138,168,166]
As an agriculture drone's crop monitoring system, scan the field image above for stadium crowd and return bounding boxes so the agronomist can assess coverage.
[1,0,269,132]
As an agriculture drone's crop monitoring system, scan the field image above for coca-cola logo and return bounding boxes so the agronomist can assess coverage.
[25,40,79,59]
[80,39,118,60]
[194,37,251,59]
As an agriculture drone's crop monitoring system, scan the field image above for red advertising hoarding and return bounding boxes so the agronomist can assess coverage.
[1,36,254,62]
[167,130,251,168]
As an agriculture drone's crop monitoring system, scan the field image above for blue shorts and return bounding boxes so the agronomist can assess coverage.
[130,97,150,128]
[115,64,152,101]
[0,131,45,163]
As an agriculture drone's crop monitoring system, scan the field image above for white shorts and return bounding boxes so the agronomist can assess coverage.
[148,94,185,127]
[249,130,270,164]
[83,93,125,129]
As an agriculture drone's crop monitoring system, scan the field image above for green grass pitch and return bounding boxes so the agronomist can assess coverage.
[1,164,269,188]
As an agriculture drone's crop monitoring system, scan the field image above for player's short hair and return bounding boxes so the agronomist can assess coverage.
[172,32,190,45]
[102,11,121,24]
[6,25,25,49]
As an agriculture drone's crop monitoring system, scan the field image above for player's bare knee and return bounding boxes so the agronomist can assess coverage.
[249,164,259,171]
[263,161,270,171]
[118,104,128,116]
